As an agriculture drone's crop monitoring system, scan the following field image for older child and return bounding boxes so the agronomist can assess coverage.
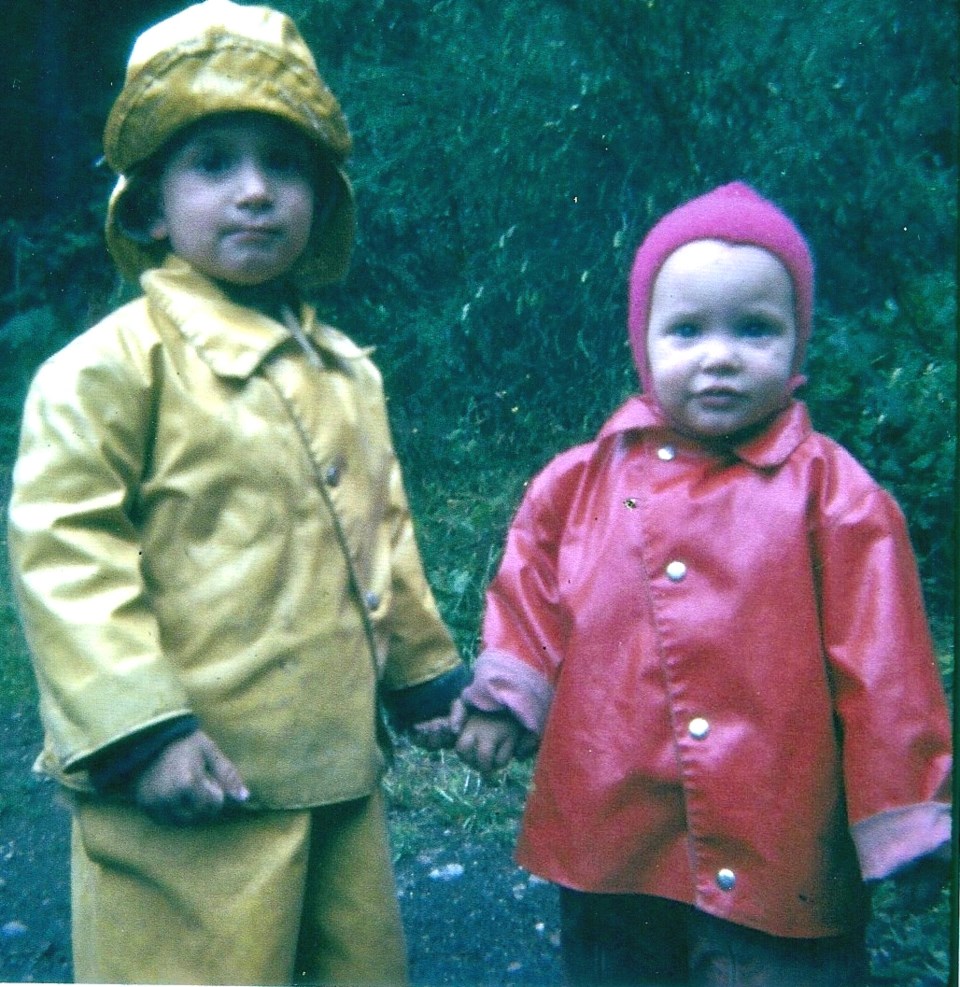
[7,2,466,983]
[455,183,952,985]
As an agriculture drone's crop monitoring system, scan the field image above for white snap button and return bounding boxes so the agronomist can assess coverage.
[666,561,687,581]
[716,868,736,891]
[688,717,710,740]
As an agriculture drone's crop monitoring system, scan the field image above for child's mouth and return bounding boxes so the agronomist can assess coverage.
[695,388,744,408]
[228,226,281,242]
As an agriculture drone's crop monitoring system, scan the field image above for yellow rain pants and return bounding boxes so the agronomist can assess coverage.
[70,790,408,985]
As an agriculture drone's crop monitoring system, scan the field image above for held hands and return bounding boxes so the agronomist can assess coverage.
[409,698,538,776]
[455,707,538,777]
[133,729,250,825]
[409,698,471,751]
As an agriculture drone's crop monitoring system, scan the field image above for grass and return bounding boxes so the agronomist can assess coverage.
[0,517,38,707]
[868,881,953,986]
[383,738,531,863]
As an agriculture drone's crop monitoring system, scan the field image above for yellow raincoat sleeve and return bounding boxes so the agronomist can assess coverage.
[379,453,463,696]
[7,331,191,776]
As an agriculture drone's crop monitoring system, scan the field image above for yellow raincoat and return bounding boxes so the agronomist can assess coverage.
[9,257,460,807]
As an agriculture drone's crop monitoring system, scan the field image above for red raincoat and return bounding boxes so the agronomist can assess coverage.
[464,395,951,938]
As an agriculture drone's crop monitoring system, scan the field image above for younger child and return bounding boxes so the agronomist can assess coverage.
[455,182,952,985]
[8,2,466,983]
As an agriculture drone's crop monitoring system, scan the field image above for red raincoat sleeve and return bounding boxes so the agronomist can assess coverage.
[815,484,952,880]
[462,450,587,734]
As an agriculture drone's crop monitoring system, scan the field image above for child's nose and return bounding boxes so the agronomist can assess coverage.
[700,336,740,369]
[235,162,273,205]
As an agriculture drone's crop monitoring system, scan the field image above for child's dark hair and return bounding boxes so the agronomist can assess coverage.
[110,157,166,259]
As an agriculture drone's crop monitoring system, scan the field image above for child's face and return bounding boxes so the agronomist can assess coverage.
[150,113,316,287]
[646,240,797,439]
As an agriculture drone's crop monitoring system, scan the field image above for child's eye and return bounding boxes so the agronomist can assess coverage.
[264,148,311,175]
[668,322,701,339]
[739,319,779,339]
[193,148,231,174]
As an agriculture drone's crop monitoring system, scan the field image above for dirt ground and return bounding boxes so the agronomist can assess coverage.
[0,702,563,985]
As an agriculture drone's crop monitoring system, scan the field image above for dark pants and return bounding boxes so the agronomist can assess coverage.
[559,889,870,987]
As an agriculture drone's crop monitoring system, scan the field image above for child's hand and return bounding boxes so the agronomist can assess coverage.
[408,698,470,751]
[455,709,536,776]
[408,716,455,750]
[132,730,250,825]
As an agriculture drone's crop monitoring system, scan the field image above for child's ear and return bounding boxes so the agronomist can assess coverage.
[114,173,167,246]
[149,216,168,243]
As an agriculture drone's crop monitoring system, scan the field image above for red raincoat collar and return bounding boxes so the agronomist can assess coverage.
[597,395,813,469]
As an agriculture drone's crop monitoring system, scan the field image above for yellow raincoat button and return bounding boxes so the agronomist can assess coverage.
[325,463,342,487]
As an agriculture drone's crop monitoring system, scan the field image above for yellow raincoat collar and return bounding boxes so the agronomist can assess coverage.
[142,257,371,379]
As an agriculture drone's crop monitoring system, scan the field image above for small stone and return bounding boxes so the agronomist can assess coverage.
[427,863,464,881]
[2,920,28,938]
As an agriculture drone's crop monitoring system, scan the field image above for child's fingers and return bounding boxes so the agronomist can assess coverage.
[410,699,471,751]
[138,775,221,825]
[176,776,226,822]
[454,722,491,772]
[449,698,468,733]
[455,715,519,775]
[491,731,517,771]
[410,716,457,750]
[156,771,234,825]
[199,733,250,804]
[133,731,249,824]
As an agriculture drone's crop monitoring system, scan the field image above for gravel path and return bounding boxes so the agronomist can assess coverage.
[0,704,562,985]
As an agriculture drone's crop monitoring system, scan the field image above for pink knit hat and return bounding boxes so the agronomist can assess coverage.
[628,182,814,395]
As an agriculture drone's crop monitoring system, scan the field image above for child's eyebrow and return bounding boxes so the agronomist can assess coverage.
[657,302,703,317]
[738,300,792,315]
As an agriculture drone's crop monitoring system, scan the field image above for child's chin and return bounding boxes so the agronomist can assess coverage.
[671,411,775,444]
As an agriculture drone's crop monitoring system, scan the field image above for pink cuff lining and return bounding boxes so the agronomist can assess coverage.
[851,801,952,881]
[461,649,554,735]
